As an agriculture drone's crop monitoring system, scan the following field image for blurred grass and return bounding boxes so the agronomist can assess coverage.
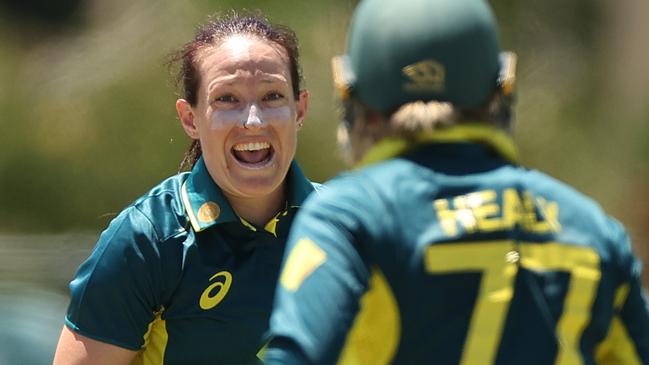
[0,0,647,250]
[0,281,69,364]
[0,0,353,231]
[0,233,94,291]
[0,0,647,362]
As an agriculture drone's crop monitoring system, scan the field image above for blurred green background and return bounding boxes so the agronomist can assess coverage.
[0,0,647,362]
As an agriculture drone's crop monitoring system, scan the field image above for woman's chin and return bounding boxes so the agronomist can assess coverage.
[226,171,285,199]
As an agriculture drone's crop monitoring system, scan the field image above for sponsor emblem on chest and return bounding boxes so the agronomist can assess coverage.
[199,271,233,310]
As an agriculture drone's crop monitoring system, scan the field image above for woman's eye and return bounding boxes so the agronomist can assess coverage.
[263,92,284,102]
[214,94,237,103]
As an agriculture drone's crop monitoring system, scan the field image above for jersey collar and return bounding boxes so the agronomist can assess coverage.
[181,157,314,232]
[356,123,519,168]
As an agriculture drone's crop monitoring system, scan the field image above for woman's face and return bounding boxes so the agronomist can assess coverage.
[177,35,308,203]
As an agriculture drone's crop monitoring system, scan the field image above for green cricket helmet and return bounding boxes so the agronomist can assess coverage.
[333,0,514,113]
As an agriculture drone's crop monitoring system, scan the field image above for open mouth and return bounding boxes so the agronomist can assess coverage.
[232,141,273,167]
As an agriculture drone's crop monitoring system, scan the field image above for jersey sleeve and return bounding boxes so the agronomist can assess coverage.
[265,179,379,365]
[596,218,649,365]
[65,206,166,350]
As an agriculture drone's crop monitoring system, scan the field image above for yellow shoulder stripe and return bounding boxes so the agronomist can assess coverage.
[280,238,327,292]
[595,283,641,365]
[596,317,642,365]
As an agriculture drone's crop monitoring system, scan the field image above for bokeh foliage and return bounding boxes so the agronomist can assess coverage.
[1,0,647,249]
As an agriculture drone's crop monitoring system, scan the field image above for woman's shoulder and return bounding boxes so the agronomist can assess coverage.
[113,172,191,242]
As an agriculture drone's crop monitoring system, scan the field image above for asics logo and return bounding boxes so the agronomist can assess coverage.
[199,271,233,310]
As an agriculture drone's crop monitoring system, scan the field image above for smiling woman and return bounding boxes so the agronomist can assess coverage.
[175,32,309,226]
[52,11,321,365]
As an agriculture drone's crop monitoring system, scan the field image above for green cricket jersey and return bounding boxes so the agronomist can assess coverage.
[65,157,320,365]
[266,124,649,365]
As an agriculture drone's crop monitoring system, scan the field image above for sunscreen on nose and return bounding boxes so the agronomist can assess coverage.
[244,104,263,129]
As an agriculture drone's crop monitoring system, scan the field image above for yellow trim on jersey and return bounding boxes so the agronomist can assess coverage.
[239,217,258,232]
[280,238,327,292]
[338,268,400,365]
[595,316,642,365]
[133,310,168,365]
[595,284,642,365]
[257,342,268,361]
[181,182,202,232]
[357,123,519,168]
[264,210,285,237]
[613,283,630,309]
[240,209,285,236]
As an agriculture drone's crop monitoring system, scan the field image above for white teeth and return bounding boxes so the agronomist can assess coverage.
[233,142,270,152]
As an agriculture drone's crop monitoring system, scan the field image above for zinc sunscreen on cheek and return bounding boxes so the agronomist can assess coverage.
[259,105,294,125]
[209,109,247,130]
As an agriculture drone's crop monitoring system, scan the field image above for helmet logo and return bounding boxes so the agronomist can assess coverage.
[402,59,445,93]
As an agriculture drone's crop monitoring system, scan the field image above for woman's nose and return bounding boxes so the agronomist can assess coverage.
[243,104,264,130]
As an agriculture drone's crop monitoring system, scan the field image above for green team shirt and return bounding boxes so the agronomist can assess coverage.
[267,125,649,365]
[65,157,320,365]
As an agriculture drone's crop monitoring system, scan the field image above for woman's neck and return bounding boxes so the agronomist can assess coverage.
[226,185,286,227]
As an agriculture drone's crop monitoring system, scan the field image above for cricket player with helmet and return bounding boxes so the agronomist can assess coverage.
[264,0,649,364]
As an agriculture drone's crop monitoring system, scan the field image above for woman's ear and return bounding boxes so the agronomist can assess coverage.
[176,99,199,139]
[296,90,309,129]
